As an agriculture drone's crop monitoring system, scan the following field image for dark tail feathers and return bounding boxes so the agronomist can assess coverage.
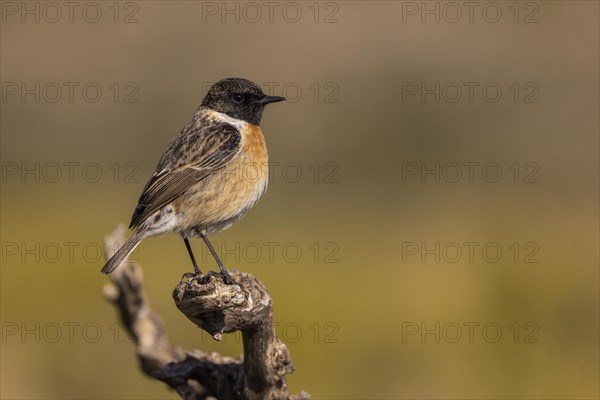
[101,232,143,274]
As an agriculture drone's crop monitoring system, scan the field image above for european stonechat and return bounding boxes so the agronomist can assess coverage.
[101,78,285,283]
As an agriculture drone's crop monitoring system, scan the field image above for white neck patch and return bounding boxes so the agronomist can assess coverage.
[206,110,247,129]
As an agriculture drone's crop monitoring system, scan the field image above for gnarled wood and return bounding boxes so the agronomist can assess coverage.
[103,225,309,400]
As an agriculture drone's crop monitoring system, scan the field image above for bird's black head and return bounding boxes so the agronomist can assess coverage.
[201,78,285,126]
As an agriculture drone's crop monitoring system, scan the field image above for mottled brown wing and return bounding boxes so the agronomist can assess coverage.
[129,123,241,229]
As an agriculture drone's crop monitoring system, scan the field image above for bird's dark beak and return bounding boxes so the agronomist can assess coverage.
[256,95,286,105]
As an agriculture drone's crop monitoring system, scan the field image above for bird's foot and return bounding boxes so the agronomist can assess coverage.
[201,270,236,285]
[180,271,197,282]
[221,270,235,285]
[181,270,236,285]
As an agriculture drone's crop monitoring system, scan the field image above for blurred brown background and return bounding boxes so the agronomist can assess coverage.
[1,1,598,399]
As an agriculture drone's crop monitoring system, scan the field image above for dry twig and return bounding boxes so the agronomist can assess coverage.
[102,225,309,400]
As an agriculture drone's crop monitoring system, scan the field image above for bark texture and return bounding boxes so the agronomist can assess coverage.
[103,225,309,400]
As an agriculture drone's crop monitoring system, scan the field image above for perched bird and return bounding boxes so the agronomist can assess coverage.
[101,78,285,283]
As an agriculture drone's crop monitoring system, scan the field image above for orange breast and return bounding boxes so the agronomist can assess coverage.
[242,123,268,166]
[213,122,269,218]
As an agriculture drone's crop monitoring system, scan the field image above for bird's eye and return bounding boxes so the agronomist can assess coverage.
[232,94,245,104]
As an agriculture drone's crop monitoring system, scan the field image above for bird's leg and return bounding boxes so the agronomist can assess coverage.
[200,233,235,285]
[183,238,202,278]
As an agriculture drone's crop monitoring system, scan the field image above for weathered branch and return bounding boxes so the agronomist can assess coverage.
[102,225,308,400]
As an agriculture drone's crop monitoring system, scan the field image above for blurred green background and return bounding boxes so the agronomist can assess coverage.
[1,1,598,399]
